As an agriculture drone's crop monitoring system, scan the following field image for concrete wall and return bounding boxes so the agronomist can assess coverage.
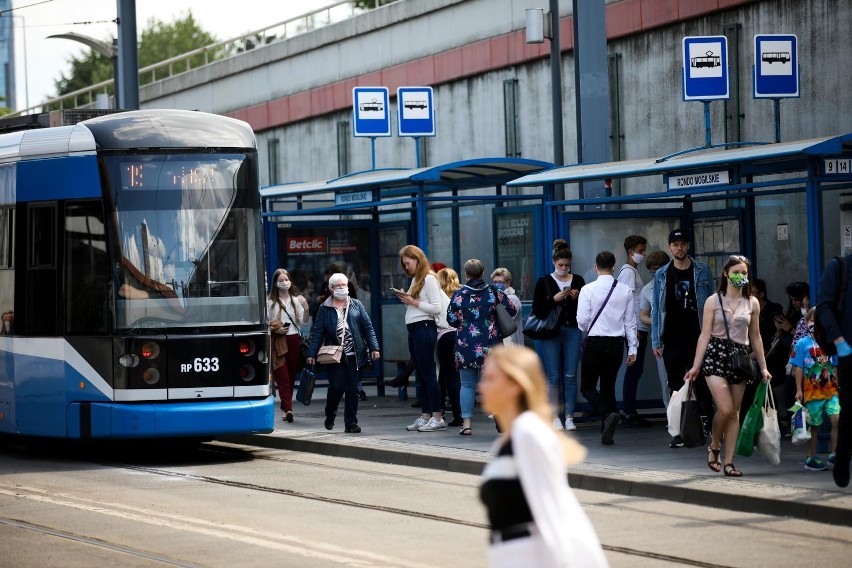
[139,0,851,188]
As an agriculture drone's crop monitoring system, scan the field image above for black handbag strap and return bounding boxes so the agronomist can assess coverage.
[718,292,733,342]
[588,280,618,335]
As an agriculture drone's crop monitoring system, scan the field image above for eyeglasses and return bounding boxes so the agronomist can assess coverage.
[330,283,348,289]
[728,255,749,263]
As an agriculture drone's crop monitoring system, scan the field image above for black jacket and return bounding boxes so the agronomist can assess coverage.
[529,273,585,339]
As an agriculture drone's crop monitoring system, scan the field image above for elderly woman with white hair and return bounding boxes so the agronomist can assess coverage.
[306,273,380,433]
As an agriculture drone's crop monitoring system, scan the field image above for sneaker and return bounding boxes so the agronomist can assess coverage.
[828,453,837,465]
[324,416,334,431]
[406,416,428,431]
[669,435,684,448]
[601,412,619,445]
[553,418,565,431]
[804,456,827,471]
[448,417,464,427]
[345,425,361,433]
[564,417,577,431]
[417,417,447,432]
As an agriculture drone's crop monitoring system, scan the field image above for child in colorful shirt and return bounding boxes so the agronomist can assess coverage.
[789,308,841,471]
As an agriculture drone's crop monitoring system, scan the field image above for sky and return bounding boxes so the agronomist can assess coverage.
[8,0,341,111]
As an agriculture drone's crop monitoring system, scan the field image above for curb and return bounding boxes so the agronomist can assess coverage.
[222,433,852,527]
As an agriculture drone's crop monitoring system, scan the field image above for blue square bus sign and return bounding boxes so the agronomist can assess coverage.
[352,87,391,137]
[682,36,730,101]
[397,87,435,137]
[753,34,799,98]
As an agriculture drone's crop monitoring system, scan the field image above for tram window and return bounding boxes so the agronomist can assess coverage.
[0,208,12,268]
[65,202,109,335]
[28,205,56,268]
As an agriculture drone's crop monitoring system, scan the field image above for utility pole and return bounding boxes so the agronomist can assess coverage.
[116,0,139,109]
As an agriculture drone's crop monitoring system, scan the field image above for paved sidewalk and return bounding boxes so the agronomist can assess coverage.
[223,385,852,527]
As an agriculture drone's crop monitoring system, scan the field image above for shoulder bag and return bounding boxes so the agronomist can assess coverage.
[490,286,518,339]
[523,277,565,339]
[718,293,758,383]
[317,301,349,365]
[579,280,618,360]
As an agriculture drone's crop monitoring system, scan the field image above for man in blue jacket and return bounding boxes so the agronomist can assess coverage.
[651,229,716,447]
[816,254,852,487]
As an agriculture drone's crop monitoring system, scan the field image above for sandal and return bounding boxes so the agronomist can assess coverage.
[723,463,743,477]
[459,427,472,436]
[707,447,721,472]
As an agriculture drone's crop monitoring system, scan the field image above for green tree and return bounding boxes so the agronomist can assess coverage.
[53,11,220,98]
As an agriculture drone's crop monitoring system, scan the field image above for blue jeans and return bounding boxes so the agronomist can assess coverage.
[622,330,648,415]
[538,326,582,418]
[408,322,440,414]
[325,355,361,428]
[459,367,481,419]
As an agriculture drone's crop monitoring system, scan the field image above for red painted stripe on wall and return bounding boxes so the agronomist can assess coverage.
[228,0,757,131]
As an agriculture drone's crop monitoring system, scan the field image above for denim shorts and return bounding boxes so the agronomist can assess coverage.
[805,395,840,427]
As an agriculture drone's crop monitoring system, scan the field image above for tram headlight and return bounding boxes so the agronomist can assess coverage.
[118,354,140,368]
[142,368,161,385]
[257,350,268,364]
[141,342,161,360]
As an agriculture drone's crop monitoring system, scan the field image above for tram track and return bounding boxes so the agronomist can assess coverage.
[0,517,202,567]
[94,443,749,567]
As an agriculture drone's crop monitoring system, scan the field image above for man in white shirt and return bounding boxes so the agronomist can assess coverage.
[578,251,638,445]
[617,234,653,428]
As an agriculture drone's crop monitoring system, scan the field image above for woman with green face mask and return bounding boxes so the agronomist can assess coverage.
[684,255,772,477]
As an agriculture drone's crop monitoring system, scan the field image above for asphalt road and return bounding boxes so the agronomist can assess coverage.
[0,439,849,567]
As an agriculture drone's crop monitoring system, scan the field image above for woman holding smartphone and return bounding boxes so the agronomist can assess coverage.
[395,245,445,432]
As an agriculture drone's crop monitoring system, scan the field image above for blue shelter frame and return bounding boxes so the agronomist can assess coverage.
[260,157,552,392]
[509,133,852,301]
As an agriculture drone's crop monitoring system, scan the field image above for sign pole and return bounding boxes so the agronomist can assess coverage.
[370,137,376,170]
[703,101,712,147]
[773,99,781,143]
[414,137,421,168]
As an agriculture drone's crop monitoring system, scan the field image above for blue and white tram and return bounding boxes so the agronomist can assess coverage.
[0,109,274,439]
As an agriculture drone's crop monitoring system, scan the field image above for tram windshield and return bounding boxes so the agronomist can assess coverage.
[105,153,264,330]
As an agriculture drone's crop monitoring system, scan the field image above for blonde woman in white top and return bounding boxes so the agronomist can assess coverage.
[394,245,445,432]
[479,344,609,568]
[267,268,307,423]
[685,255,771,477]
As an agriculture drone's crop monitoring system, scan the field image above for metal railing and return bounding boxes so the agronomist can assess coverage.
[11,1,359,116]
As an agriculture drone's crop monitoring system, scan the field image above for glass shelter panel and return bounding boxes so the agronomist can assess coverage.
[567,217,679,286]
[494,210,535,300]
[459,202,494,276]
[755,192,809,302]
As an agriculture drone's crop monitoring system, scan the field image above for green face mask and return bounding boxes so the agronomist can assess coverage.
[728,273,748,288]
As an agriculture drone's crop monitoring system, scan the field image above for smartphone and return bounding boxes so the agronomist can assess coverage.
[390,287,406,294]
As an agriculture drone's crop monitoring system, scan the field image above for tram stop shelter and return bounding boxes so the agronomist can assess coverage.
[260,157,552,388]
[508,133,852,305]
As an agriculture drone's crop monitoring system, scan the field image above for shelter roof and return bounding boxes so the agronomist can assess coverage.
[261,157,552,199]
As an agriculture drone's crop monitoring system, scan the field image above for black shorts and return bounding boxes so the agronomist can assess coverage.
[702,336,750,384]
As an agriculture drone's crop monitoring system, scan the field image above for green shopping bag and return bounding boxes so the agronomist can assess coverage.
[736,380,768,457]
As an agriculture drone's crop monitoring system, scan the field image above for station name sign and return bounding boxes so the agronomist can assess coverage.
[335,190,373,206]
[667,170,730,191]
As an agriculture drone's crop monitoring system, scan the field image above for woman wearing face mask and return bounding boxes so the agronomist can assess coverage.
[530,239,585,431]
[306,273,380,433]
[685,256,772,477]
[267,268,306,422]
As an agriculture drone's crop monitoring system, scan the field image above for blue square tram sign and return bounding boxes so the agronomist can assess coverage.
[753,34,799,98]
[353,87,391,137]
[682,36,729,101]
[397,87,435,137]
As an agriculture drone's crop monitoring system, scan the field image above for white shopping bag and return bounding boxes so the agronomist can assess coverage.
[667,382,691,438]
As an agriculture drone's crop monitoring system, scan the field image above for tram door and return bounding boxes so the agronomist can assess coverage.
[690,214,744,278]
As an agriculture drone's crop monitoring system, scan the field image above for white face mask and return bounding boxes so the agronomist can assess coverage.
[332,288,349,299]
[631,252,645,264]
[276,281,290,291]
